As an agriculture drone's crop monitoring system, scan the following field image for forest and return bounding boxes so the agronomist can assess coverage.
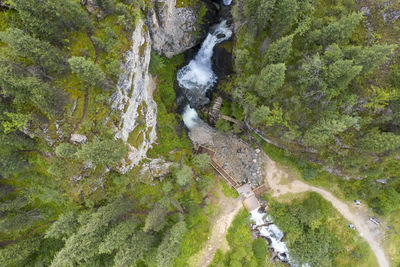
[1,0,400,266]
[225,0,400,217]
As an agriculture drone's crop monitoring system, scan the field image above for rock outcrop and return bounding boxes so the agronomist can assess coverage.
[111,20,158,173]
[147,0,205,58]
[70,134,88,144]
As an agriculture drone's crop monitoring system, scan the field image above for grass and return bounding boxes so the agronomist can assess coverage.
[175,0,199,8]
[219,179,239,199]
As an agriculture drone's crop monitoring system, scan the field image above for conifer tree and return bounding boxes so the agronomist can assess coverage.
[255,63,286,98]
[68,57,108,89]
[156,221,187,267]
[0,28,64,73]
[75,139,127,166]
[320,12,363,46]
[271,0,299,37]
[244,0,276,31]
[11,0,89,44]
[357,131,400,153]
[263,35,294,66]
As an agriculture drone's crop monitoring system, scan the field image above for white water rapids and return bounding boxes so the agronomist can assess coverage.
[182,105,199,129]
[177,20,232,108]
[250,209,290,263]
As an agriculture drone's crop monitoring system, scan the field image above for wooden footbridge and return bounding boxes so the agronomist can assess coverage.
[196,145,268,211]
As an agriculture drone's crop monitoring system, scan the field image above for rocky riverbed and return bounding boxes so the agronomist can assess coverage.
[188,118,266,188]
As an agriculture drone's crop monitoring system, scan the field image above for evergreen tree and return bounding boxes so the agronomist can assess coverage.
[156,221,187,267]
[262,35,294,66]
[95,0,115,12]
[249,105,270,126]
[75,139,127,166]
[0,28,64,73]
[302,114,358,147]
[320,12,363,46]
[357,131,400,153]
[0,130,34,177]
[192,153,211,172]
[172,164,193,186]
[45,212,79,241]
[255,63,286,98]
[300,54,327,97]
[98,218,140,254]
[68,57,108,89]
[11,0,89,44]
[244,0,276,31]
[351,45,395,75]
[50,199,132,267]
[55,143,77,159]
[113,231,154,267]
[235,48,251,72]
[322,59,362,98]
[271,0,299,37]
[143,205,167,232]
[0,235,41,266]
[0,61,67,118]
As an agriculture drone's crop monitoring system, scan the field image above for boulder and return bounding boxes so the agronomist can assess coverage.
[71,134,88,144]
[147,0,210,57]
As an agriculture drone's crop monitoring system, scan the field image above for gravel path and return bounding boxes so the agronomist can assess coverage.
[264,154,390,267]
[191,189,243,267]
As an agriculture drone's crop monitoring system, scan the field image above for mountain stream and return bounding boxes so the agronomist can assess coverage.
[176,2,292,265]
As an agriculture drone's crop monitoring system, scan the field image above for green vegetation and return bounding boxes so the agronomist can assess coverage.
[0,1,212,266]
[210,209,261,267]
[228,1,400,262]
[269,192,376,266]
[1,0,400,265]
[232,0,400,180]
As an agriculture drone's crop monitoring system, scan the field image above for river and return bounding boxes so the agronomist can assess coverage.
[176,1,293,265]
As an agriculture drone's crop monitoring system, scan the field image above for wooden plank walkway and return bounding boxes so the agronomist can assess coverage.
[253,184,269,196]
[198,145,239,188]
[210,159,240,188]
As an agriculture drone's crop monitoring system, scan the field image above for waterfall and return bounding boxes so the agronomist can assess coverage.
[177,20,232,107]
[182,105,199,129]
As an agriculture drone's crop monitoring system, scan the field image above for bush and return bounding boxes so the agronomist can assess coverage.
[252,238,268,262]
[172,164,193,186]
[192,153,211,172]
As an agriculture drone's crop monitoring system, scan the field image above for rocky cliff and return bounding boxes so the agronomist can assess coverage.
[147,0,209,57]
[111,20,158,173]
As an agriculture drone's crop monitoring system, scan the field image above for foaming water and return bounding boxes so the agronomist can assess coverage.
[177,20,232,105]
[182,105,199,129]
[250,209,290,263]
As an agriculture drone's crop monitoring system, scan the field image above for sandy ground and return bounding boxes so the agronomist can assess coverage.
[190,188,243,267]
[263,154,390,267]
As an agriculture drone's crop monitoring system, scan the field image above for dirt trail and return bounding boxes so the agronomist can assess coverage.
[264,154,390,267]
[191,189,243,267]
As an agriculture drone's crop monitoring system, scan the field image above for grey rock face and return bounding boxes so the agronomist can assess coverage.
[382,3,400,24]
[147,0,204,58]
[71,134,88,144]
